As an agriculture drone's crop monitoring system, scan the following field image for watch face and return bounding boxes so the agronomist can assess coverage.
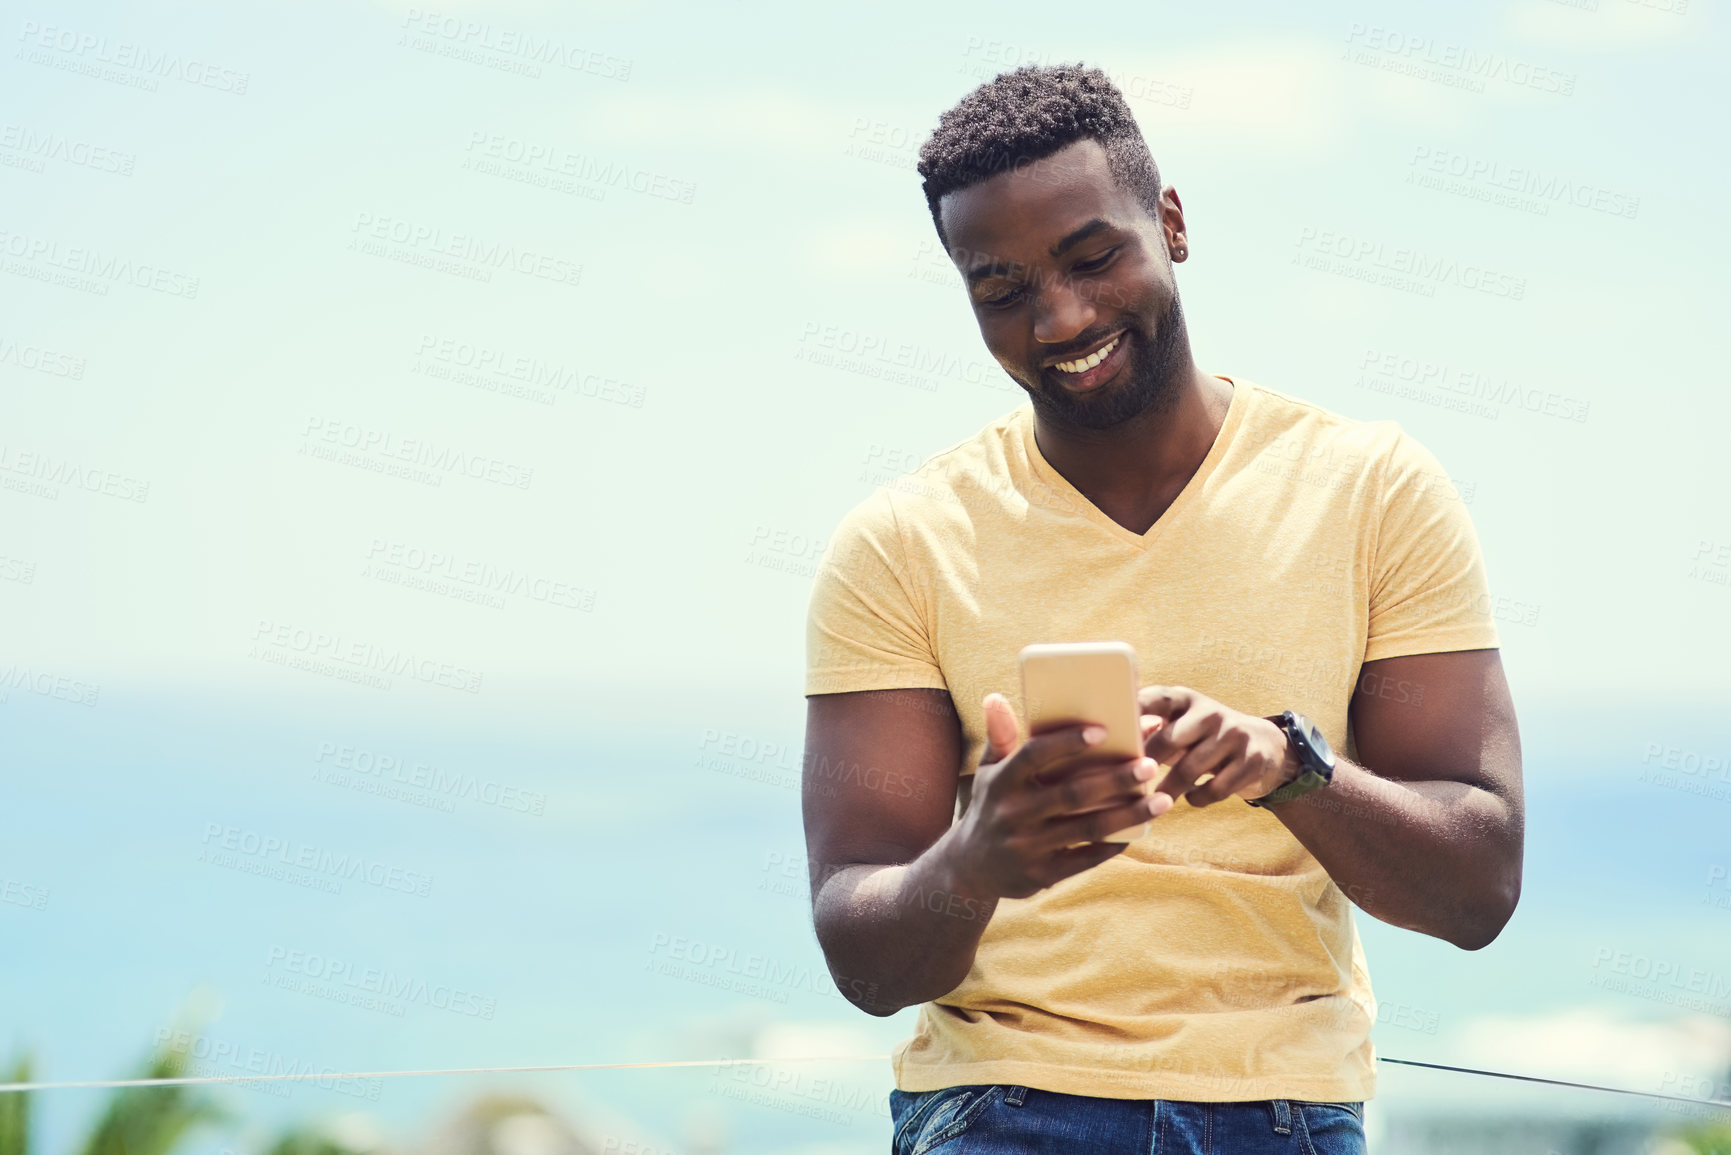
[1304,719,1334,763]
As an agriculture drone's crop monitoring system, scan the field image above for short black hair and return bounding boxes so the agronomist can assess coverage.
[916,63,1162,251]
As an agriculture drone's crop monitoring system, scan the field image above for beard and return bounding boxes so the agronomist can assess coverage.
[1023,292,1187,431]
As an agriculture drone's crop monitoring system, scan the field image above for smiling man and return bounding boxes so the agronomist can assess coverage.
[801,64,1523,1154]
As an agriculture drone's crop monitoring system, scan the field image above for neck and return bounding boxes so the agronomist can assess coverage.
[1031,362,1233,536]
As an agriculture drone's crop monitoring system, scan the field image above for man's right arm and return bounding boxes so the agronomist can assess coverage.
[804,688,994,1016]
[804,688,1163,1017]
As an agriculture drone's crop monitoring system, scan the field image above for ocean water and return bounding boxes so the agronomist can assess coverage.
[6,690,1728,1155]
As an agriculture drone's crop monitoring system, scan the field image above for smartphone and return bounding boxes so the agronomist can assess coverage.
[1018,641,1156,844]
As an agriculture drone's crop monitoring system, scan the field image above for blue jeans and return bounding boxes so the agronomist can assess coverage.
[888,1084,1366,1154]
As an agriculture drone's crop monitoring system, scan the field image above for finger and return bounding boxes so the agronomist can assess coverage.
[1043,791,1172,850]
[1028,756,1159,821]
[1144,704,1219,765]
[1164,731,1246,806]
[1137,685,1192,719]
[1187,756,1261,806]
[1012,722,1110,787]
[1156,730,1239,803]
[1041,839,1130,885]
[982,692,1020,763]
[1139,715,1177,774]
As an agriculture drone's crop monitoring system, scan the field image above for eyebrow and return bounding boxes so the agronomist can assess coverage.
[1050,218,1114,258]
[962,218,1118,285]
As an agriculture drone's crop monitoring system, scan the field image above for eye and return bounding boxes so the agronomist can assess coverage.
[1073,248,1118,274]
[980,285,1026,309]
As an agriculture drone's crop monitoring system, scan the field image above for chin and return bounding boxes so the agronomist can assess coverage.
[1036,357,1173,431]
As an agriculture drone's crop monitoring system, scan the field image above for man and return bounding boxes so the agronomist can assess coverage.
[801,64,1522,1154]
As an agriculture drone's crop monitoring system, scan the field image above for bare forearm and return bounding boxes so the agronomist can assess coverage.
[812,827,1000,1016]
[1271,757,1522,949]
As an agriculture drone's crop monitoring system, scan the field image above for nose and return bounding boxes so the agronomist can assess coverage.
[1031,272,1096,348]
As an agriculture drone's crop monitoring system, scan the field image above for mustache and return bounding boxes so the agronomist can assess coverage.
[1043,325,1137,367]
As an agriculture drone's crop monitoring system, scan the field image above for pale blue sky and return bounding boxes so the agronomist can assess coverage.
[4,1,1729,1152]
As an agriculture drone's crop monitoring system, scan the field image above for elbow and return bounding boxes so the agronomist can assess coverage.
[1448,922,1503,952]
[824,962,906,1018]
[840,977,909,1018]
[837,968,953,1017]
[1449,873,1522,951]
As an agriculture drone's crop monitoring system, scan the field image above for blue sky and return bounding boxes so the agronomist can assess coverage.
[3,1,1729,1152]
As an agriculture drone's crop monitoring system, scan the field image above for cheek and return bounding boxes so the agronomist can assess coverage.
[975,317,1021,364]
[991,352,1029,388]
[1096,278,1135,312]
[1111,255,1165,314]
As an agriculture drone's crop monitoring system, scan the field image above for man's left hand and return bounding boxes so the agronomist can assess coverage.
[1138,686,1297,806]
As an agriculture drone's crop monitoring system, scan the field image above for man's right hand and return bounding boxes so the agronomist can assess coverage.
[949,692,1170,900]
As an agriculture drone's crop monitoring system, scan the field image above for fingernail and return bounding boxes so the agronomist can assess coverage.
[1134,759,1156,781]
[1083,725,1107,745]
[1150,793,1174,815]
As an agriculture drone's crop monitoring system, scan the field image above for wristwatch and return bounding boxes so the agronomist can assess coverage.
[1246,710,1336,808]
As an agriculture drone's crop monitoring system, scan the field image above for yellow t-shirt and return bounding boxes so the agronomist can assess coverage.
[803,376,1501,1103]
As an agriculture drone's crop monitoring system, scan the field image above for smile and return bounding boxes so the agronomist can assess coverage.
[1045,330,1130,393]
[1052,333,1123,375]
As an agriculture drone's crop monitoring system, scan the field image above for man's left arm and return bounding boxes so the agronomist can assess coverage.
[1140,647,1524,950]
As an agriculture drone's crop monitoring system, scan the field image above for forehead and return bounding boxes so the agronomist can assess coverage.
[938,138,1139,260]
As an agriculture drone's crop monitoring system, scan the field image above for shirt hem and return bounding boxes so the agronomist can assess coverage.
[1364,628,1500,664]
[892,1058,1376,1103]
[805,671,949,696]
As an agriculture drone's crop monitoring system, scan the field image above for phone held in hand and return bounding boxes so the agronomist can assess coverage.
[1018,641,1155,844]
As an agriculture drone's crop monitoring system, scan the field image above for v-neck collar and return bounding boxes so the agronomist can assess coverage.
[1016,373,1250,551]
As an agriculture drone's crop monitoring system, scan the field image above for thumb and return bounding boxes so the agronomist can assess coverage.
[982,692,1021,762]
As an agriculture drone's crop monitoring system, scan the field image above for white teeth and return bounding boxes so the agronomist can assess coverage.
[1055,335,1120,374]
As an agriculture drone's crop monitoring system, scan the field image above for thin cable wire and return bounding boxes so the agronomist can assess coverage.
[1377,1058,1731,1110]
[0,1056,887,1093]
[1,1054,1729,1112]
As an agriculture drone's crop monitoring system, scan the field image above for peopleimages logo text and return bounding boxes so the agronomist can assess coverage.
[0,226,199,298]
[302,418,533,490]
[1294,228,1525,299]
[0,443,148,501]
[201,824,434,896]
[264,946,496,1018]
[349,212,582,287]
[250,619,485,694]
[15,20,250,93]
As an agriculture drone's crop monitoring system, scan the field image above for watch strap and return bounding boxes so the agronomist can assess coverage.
[1245,768,1329,808]
[1247,711,1333,808]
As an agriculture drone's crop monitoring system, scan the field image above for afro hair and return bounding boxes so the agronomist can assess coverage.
[916,63,1162,250]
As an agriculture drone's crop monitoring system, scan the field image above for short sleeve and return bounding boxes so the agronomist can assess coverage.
[805,489,948,696]
[1364,429,1502,663]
